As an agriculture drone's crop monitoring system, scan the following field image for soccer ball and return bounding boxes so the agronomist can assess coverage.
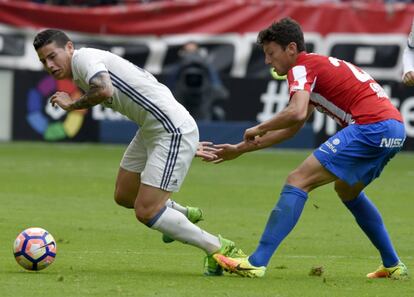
[13,227,57,271]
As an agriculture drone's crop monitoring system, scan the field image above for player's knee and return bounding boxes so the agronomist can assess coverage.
[134,206,152,225]
[135,212,147,224]
[114,188,135,209]
[285,169,306,189]
[286,170,297,184]
[334,182,353,201]
[134,200,166,225]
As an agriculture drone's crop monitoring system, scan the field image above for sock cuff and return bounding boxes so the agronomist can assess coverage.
[146,206,167,227]
[282,184,308,201]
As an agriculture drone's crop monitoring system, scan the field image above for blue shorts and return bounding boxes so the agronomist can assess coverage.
[313,119,405,186]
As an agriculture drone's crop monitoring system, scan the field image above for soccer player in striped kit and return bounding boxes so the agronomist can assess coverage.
[210,18,409,279]
[33,29,244,276]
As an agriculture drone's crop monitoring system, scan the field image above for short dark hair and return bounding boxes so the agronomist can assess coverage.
[257,17,305,52]
[33,29,71,50]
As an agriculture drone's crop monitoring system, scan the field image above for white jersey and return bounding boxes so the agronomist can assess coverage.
[71,48,191,133]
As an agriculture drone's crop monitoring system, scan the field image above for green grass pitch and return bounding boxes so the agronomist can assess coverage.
[0,142,412,297]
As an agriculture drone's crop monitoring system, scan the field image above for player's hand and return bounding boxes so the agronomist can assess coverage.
[211,143,243,163]
[49,92,74,111]
[244,126,266,143]
[195,141,219,161]
[403,71,414,86]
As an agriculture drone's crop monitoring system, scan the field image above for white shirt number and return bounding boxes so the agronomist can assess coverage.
[328,57,372,82]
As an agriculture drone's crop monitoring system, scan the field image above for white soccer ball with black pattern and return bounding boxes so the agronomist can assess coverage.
[13,227,57,271]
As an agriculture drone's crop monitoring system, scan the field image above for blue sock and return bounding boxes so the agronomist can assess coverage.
[343,192,399,267]
[249,184,308,267]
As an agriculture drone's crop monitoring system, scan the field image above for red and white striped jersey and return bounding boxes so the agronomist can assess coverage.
[287,52,402,126]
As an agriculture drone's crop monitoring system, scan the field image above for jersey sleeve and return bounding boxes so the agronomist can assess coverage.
[72,49,108,84]
[287,65,316,98]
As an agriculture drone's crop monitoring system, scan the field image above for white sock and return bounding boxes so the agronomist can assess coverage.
[165,199,187,216]
[151,207,220,254]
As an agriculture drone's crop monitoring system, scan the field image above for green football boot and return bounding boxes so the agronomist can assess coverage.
[367,262,409,280]
[162,206,203,243]
[204,235,246,276]
[213,254,266,278]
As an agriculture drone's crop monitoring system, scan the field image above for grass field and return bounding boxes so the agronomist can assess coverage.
[0,142,412,297]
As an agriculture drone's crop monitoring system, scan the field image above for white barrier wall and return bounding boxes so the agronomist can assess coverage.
[0,70,13,141]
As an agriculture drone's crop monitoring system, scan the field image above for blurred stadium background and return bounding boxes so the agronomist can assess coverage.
[1,0,414,149]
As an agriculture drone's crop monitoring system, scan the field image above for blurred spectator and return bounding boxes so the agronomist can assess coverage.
[402,19,414,86]
[167,42,229,121]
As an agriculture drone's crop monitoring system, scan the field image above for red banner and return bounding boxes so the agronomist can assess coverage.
[0,0,413,35]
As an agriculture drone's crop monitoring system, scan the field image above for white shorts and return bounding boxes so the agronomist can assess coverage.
[120,117,199,192]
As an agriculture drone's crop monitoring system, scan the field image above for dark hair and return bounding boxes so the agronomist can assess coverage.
[257,17,305,52]
[33,29,71,50]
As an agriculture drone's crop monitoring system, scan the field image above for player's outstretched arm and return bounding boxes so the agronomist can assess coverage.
[50,71,114,111]
[208,104,314,164]
[244,90,310,142]
[195,141,219,161]
[209,121,306,164]
[209,143,243,163]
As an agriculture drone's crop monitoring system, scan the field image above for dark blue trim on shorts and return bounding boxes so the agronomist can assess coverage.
[160,129,182,190]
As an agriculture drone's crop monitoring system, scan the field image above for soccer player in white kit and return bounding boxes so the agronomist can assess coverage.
[33,29,244,275]
[402,20,414,86]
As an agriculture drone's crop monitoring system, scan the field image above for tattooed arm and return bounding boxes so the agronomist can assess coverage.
[50,71,114,111]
